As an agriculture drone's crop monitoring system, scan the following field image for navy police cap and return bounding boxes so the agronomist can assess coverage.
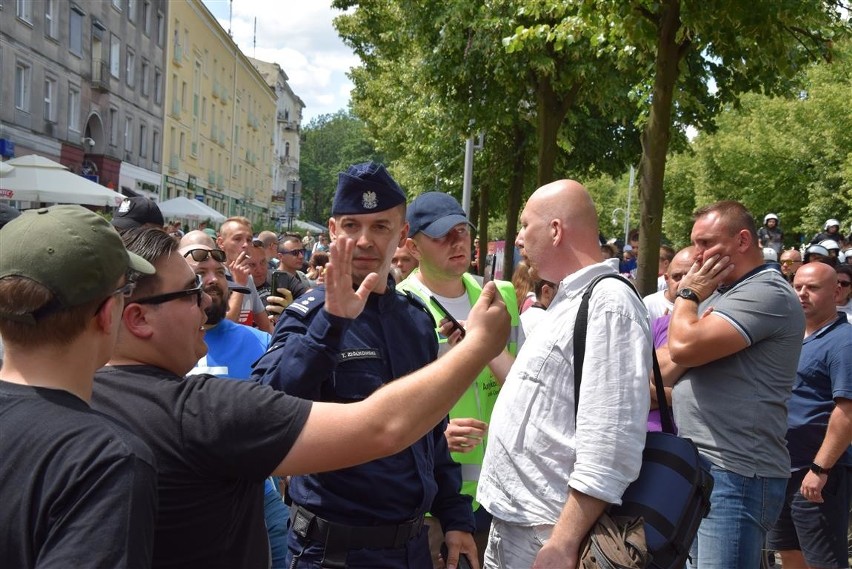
[331,161,405,216]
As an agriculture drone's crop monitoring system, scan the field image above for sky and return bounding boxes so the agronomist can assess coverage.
[200,0,357,124]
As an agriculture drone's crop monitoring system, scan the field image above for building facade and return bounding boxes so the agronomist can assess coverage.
[162,0,276,227]
[248,57,305,230]
[1,0,167,201]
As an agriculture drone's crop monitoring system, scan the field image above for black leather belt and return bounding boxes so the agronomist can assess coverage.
[290,504,425,550]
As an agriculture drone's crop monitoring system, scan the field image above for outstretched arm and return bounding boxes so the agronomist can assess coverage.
[274,281,510,475]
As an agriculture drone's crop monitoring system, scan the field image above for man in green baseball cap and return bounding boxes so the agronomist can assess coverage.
[0,204,158,569]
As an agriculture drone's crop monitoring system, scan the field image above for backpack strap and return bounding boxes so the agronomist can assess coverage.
[572,274,674,435]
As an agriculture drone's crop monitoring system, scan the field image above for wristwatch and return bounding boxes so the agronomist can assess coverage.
[810,462,831,475]
[676,288,700,303]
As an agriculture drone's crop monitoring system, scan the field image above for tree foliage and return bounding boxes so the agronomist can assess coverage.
[299,111,382,222]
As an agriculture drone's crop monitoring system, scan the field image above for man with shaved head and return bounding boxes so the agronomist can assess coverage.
[643,246,695,323]
[767,262,852,569]
[478,180,652,568]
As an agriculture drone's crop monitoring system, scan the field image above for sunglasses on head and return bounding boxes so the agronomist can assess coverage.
[183,249,226,263]
[132,275,204,307]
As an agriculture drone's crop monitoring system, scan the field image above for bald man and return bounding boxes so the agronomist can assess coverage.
[643,246,695,323]
[478,180,652,569]
[767,262,852,569]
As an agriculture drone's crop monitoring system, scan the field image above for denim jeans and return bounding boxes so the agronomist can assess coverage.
[687,459,787,569]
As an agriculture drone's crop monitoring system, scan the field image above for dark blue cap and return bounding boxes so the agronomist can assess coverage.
[407,192,474,238]
[331,161,405,216]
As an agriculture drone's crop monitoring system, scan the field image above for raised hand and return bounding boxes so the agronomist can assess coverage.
[323,235,380,319]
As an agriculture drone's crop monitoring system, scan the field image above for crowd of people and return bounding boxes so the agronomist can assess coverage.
[1,171,850,569]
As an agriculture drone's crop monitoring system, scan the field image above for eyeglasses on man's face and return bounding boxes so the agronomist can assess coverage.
[279,248,306,257]
[780,259,801,267]
[183,248,226,263]
[132,275,204,307]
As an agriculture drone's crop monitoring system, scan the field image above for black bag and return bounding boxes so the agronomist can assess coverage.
[574,274,713,569]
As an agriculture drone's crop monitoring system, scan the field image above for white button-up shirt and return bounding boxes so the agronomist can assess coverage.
[478,259,651,525]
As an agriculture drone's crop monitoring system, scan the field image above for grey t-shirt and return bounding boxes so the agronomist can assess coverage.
[673,267,804,478]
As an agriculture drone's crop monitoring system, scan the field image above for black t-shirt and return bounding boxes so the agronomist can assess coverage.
[0,380,157,569]
[92,365,312,569]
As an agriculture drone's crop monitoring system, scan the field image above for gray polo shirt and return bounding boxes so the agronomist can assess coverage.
[673,266,804,478]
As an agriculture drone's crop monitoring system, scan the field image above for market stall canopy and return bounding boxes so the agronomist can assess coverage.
[0,155,125,207]
[156,196,227,222]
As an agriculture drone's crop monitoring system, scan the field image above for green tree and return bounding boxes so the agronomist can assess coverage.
[299,111,382,222]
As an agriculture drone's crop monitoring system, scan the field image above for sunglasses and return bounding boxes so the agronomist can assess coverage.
[279,248,306,257]
[132,275,204,307]
[780,259,801,267]
[183,249,226,263]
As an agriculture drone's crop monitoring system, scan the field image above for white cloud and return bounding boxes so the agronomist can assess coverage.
[201,0,355,123]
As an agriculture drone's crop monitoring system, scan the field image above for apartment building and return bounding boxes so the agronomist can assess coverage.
[248,56,305,227]
[163,0,276,226]
[1,0,167,200]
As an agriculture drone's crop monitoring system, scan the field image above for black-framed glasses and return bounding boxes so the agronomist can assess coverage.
[132,275,204,307]
[279,248,306,257]
[183,249,226,263]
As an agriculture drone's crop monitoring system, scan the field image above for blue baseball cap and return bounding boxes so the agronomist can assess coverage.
[407,192,474,238]
[331,161,406,216]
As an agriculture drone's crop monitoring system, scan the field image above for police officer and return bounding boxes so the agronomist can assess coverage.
[252,162,477,569]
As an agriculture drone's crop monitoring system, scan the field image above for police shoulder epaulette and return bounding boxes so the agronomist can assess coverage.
[283,288,326,319]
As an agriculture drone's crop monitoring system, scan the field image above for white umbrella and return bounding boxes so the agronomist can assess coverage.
[157,196,226,222]
[0,155,126,207]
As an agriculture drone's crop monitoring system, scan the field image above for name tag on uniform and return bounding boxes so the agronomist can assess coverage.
[338,349,381,362]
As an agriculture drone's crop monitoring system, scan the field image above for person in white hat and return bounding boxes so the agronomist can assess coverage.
[758,213,783,256]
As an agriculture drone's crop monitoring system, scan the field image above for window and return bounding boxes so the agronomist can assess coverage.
[124,118,133,152]
[69,8,84,56]
[109,108,119,145]
[15,62,31,112]
[181,81,187,110]
[154,68,162,104]
[156,12,164,46]
[139,124,147,157]
[284,141,290,158]
[68,86,80,132]
[126,49,135,87]
[112,0,121,10]
[201,97,207,123]
[127,0,136,21]
[16,0,32,23]
[140,60,149,96]
[110,35,121,77]
[179,131,186,159]
[44,78,56,121]
[142,1,151,35]
[44,0,58,38]
[152,130,160,162]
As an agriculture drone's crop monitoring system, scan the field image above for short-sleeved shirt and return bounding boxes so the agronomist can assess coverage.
[0,380,157,569]
[786,313,852,469]
[92,365,311,569]
[193,318,270,378]
[673,266,805,478]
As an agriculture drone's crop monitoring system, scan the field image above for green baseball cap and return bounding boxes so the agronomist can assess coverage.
[0,205,155,319]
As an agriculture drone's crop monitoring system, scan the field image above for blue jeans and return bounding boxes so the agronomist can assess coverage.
[264,478,291,569]
[687,459,787,569]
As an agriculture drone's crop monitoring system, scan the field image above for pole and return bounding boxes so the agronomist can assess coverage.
[625,165,634,245]
[462,136,474,216]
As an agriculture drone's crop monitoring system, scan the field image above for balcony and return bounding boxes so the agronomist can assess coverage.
[90,59,110,92]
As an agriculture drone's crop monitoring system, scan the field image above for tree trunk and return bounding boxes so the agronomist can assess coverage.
[536,77,580,186]
[503,123,528,281]
[636,0,686,296]
[476,181,489,277]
